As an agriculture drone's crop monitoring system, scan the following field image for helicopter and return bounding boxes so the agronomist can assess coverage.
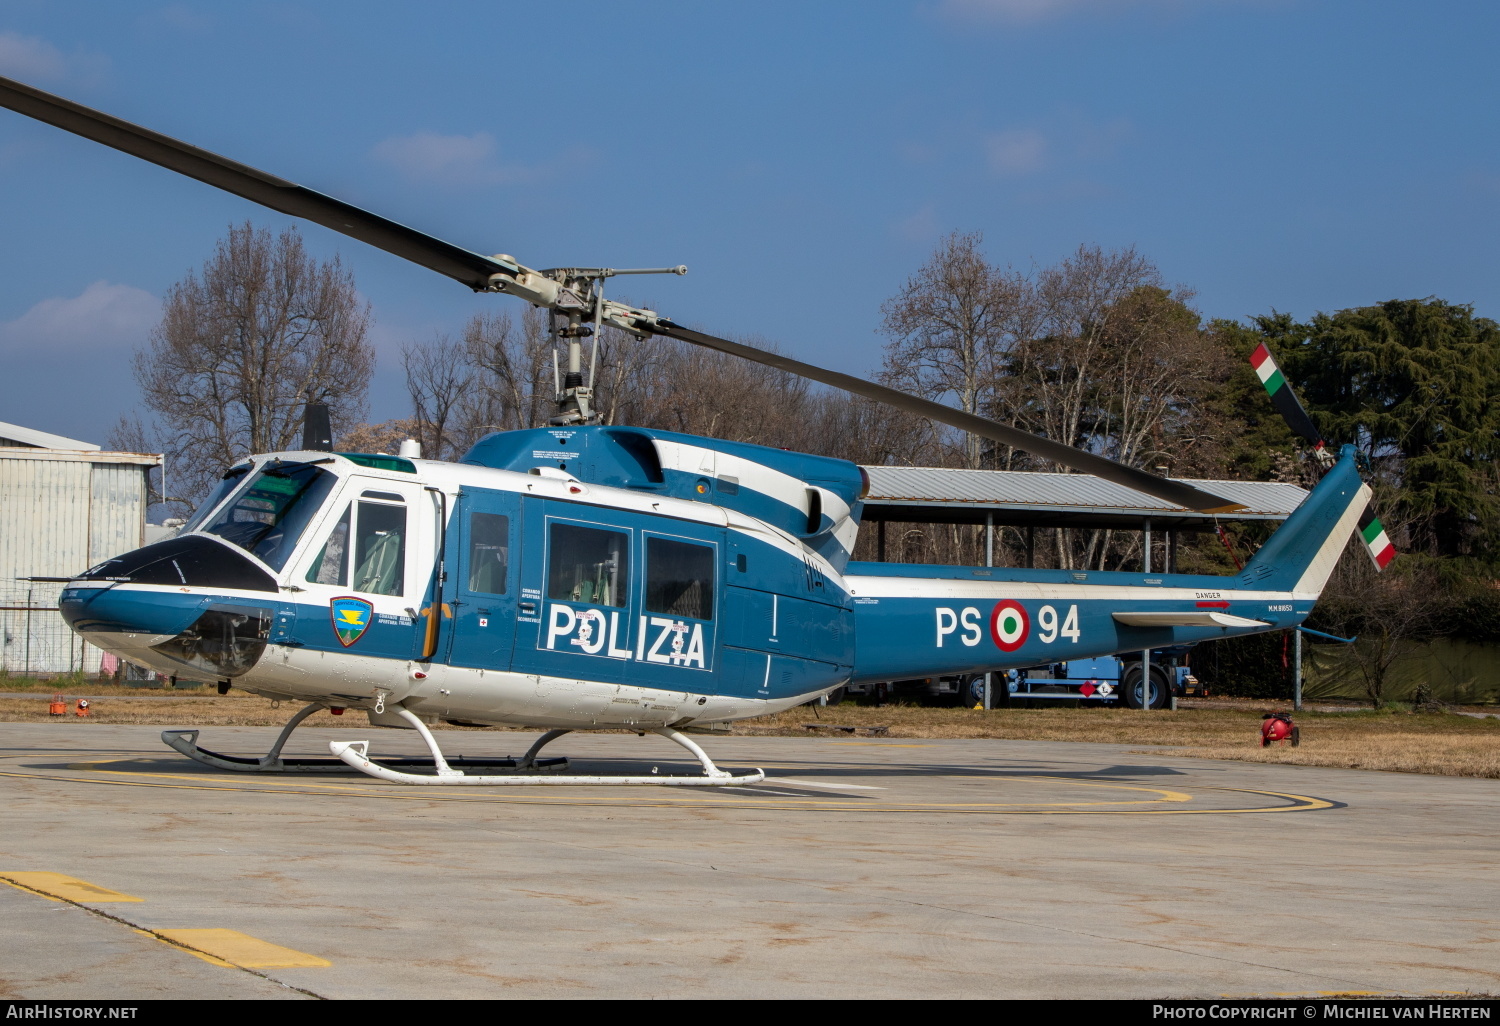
[0,74,1391,786]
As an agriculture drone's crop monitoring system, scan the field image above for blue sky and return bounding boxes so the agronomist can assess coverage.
[2,0,1498,446]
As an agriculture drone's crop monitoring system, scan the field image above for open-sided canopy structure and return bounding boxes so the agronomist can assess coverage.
[860,466,1305,532]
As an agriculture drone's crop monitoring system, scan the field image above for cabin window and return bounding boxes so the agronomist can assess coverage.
[547,523,628,607]
[467,513,510,595]
[352,501,406,596]
[306,505,352,586]
[202,462,338,571]
[645,537,714,621]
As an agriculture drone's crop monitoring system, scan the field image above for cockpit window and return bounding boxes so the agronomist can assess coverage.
[306,504,352,586]
[181,464,252,534]
[352,501,406,596]
[202,462,338,571]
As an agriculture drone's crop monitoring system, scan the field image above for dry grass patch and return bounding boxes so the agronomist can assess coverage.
[0,677,150,694]
[0,695,363,727]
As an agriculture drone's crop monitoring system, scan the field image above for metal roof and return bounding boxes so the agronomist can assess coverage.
[0,419,99,451]
[860,465,1307,530]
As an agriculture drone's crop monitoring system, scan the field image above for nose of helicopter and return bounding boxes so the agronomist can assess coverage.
[59,534,279,679]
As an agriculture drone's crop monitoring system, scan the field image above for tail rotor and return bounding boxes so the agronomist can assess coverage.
[1249,342,1395,571]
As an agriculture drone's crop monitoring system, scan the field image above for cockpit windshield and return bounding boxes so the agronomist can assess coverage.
[181,464,252,534]
[201,461,339,571]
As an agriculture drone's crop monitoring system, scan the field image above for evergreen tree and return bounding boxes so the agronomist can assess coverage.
[1286,299,1500,557]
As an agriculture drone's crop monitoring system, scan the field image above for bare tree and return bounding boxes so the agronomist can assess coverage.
[337,417,424,456]
[105,413,189,519]
[1311,544,1438,707]
[996,245,1162,466]
[880,232,1024,469]
[402,334,472,461]
[131,222,373,500]
[456,308,554,441]
[990,246,1229,569]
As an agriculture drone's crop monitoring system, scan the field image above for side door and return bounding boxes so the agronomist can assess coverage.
[293,478,431,661]
[444,488,520,671]
[515,499,638,685]
[636,526,720,689]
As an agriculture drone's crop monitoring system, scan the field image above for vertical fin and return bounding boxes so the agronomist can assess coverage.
[1239,447,1370,595]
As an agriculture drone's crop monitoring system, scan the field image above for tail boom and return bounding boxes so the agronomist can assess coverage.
[843,448,1371,684]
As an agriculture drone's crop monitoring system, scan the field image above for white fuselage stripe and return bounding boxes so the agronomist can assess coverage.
[845,578,1311,604]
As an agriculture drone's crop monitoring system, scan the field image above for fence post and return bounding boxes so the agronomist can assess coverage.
[1293,628,1303,711]
[983,512,994,710]
[1141,518,1151,711]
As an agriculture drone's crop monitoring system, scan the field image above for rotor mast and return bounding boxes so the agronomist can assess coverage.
[505,264,686,426]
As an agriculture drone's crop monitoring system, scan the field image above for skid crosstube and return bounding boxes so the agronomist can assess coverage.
[161,728,567,774]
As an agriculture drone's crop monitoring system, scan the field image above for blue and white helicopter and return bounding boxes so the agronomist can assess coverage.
[2,75,1390,786]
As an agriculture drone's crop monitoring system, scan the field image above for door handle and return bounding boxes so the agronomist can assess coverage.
[519,601,537,614]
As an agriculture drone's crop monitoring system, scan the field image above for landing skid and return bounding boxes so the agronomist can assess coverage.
[160,702,565,774]
[328,710,766,786]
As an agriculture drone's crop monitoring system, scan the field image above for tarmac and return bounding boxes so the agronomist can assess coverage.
[0,721,1496,1000]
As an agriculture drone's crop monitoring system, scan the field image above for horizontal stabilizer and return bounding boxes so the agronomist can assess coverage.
[1112,611,1271,629]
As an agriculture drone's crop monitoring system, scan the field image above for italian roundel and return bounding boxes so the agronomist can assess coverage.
[989,601,1029,652]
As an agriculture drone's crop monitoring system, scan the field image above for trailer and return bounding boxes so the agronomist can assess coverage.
[1002,647,1206,709]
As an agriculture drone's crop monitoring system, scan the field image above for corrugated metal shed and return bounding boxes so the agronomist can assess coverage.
[861,465,1307,529]
[0,419,100,451]
[1,439,160,675]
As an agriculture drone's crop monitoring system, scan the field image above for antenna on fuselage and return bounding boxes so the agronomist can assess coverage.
[541,265,688,426]
[302,401,333,451]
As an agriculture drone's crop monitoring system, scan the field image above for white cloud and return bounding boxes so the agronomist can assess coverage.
[986,128,1050,175]
[371,131,524,187]
[942,0,1081,22]
[983,114,1132,178]
[894,203,941,244]
[938,0,1272,24]
[0,31,67,80]
[0,281,160,355]
[144,5,214,33]
[0,30,108,84]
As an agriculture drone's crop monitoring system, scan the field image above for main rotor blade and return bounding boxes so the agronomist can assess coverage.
[650,320,1247,514]
[0,72,1246,516]
[0,75,514,290]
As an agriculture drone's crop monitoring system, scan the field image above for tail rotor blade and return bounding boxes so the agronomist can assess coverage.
[650,319,1247,515]
[1249,344,1396,569]
[1358,508,1396,570]
[1250,342,1326,453]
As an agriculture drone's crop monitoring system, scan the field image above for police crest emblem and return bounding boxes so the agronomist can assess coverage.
[330,597,375,647]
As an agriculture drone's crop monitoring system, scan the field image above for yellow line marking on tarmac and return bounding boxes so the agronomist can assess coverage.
[0,871,143,903]
[0,756,1337,814]
[52,761,1193,807]
[143,928,330,968]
